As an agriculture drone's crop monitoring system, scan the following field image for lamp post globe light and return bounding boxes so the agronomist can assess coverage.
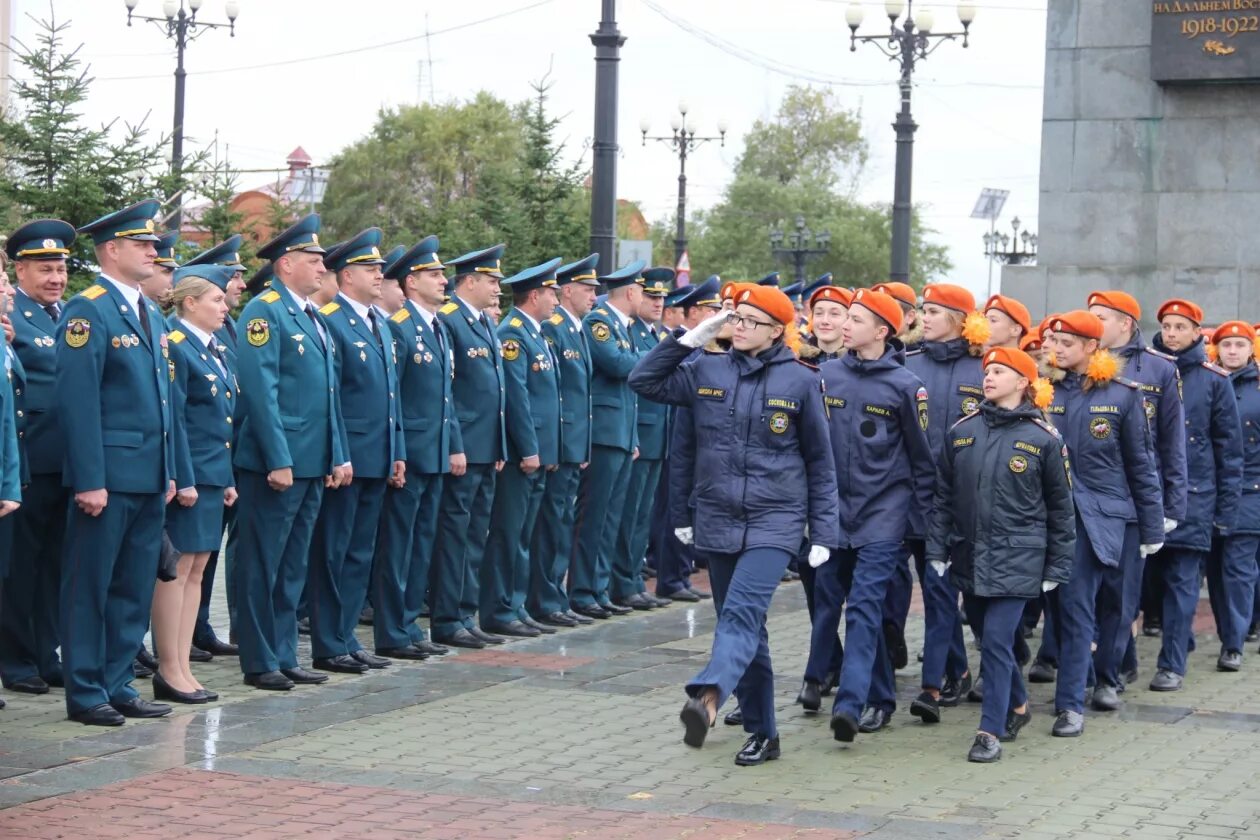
[125,0,241,232]
[641,101,727,265]
[770,215,831,285]
[845,0,976,284]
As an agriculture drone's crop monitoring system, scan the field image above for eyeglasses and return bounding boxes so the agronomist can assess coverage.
[730,314,776,330]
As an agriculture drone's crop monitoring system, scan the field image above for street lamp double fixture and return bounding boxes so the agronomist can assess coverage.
[844,0,976,285]
[770,215,831,285]
[641,100,729,265]
[983,217,1038,266]
[126,0,240,35]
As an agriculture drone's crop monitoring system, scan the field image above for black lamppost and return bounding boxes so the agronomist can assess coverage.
[589,0,624,277]
[125,0,240,232]
[983,216,1038,266]
[770,216,831,284]
[845,0,976,284]
[640,102,727,265]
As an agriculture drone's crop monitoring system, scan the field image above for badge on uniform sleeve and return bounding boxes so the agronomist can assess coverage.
[246,318,270,347]
[769,412,790,434]
[1090,417,1112,439]
[1009,454,1028,474]
[591,322,611,342]
[64,318,91,348]
[502,339,520,361]
[1144,398,1156,420]
[961,396,979,414]
[916,386,929,431]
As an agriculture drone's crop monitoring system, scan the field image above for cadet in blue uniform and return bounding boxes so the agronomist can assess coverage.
[569,261,646,619]
[1148,299,1242,692]
[1,220,73,695]
[431,245,508,649]
[234,214,349,691]
[809,290,934,740]
[153,264,239,704]
[630,284,838,766]
[372,237,456,658]
[307,229,404,674]
[610,267,674,610]
[58,201,178,725]
[527,255,599,628]
[482,259,564,637]
[1043,311,1163,737]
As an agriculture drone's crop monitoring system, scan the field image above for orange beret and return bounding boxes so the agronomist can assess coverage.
[1039,314,1061,340]
[735,285,796,326]
[850,288,903,334]
[983,346,1039,384]
[1157,298,1204,326]
[1212,320,1256,344]
[1087,290,1141,321]
[720,281,748,302]
[985,294,1031,335]
[1051,310,1103,340]
[922,283,976,314]
[1020,333,1043,353]
[810,285,853,310]
[871,282,917,308]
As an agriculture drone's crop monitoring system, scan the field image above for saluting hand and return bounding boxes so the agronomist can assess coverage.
[0,500,19,518]
[449,452,467,477]
[224,487,239,507]
[268,467,294,492]
[389,460,406,488]
[76,488,108,517]
[176,487,198,507]
[521,455,540,474]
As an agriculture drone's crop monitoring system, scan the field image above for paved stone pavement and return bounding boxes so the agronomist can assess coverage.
[0,571,1258,839]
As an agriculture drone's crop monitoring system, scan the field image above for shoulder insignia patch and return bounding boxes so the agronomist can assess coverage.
[246,318,270,347]
[319,302,340,316]
[1203,361,1230,376]
[64,317,91,348]
[548,313,563,326]
[949,410,980,431]
[594,308,609,317]
[591,322,611,342]
[905,347,924,357]
[501,339,521,361]
[390,308,410,324]
[509,317,523,328]
[794,358,819,370]
[1031,417,1062,440]
[439,302,459,316]
[1144,346,1176,362]
[259,290,281,304]
[168,329,186,344]
[1113,376,1141,390]
[79,285,107,300]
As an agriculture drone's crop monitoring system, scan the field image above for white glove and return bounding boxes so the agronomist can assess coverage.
[1140,542,1164,558]
[1041,580,1059,593]
[674,526,694,546]
[1163,518,1178,534]
[807,545,831,568]
[929,560,949,577]
[679,311,731,349]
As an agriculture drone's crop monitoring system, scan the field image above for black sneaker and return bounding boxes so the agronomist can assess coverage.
[909,690,941,724]
[940,672,972,707]
[967,732,1001,763]
[1001,708,1032,742]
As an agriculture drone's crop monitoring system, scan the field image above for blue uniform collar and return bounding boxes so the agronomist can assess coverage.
[1152,334,1207,369]
[842,343,900,373]
[921,337,970,362]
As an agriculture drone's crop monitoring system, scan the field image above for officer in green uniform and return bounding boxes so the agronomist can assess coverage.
[431,245,508,649]
[482,258,564,637]
[234,214,349,691]
[568,260,645,619]
[59,200,178,725]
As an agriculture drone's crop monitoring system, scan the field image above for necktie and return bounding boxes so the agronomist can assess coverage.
[304,304,326,349]
[43,302,60,323]
[137,301,151,341]
[430,317,443,352]
[208,338,228,377]
[367,308,381,343]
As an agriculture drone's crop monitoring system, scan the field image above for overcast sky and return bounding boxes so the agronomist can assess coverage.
[9,0,1048,298]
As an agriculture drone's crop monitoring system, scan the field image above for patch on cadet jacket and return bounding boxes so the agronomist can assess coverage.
[697,386,726,399]
[259,290,281,304]
[1013,440,1042,456]
[246,318,270,347]
[64,318,91,348]
[1089,417,1112,439]
[1009,454,1028,474]
[768,412,790,434]
[953,436,975,448]
[916,386,928,430]
[502,339,520,361]
[79,286,106,300]
[766,397,799,411]
[591,322,611,342]
[960,396,979,414]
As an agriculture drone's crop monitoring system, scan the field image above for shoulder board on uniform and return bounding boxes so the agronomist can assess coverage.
[259,290,281,304]
[390,308,410,324]
[439,302,459,316]
[795,358,819,371]
[1143,346,1175,362]
[1030,416,1062,440]
[905,347,924,357]
[509,317,523,328]
[593,308,608,317]
[168,329,186,344]
[1113,375,1141,390]
[949,410,981,431]
[1203,361,1230,376]
[319,302,340,316]
[548,313,563,326]
[79,285,107,300]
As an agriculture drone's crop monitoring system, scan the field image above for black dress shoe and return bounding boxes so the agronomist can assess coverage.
[136,647,159,671]
[940,672,972,707]
[6,675,50,695]
[735,734,781,766]
[111,697,172,718]
[613,594,652,611]
[830,710,860,742]
[858,706,892,733]
[433,628,486,649]
[566,609,594,625]
[665,588,701,602]
[281,667,330,684]
[70,703,125,726]
[358,606,375,626]
[195,636,239,657]
[1001,708,1032,742]
[910,691,941,724]
[821,668,840,697]
[688,586,712,600]
[196,688,219,702]
[313,655,369,674]
[602,602,633,616]
[573,604,611,620]
[133,658,154,679]
[647,595,673,608]
[520,616,557,634]
[469,627,507,645]
[297,616,311,635]
[1028,659,1056,683]
[1142,619,1162,637]
[188,645,213,663]
[413,639,451,656]
[42,672,64,688]
[244,671,295,691]
[724,707,743,726]
[351,650,391,669]
[482,621,538,638]
[537,611,579,628]
[153,673,207,704]
[680,696,715,748]
[884,620,909,671]
[377,645,430,661]
[967,732,1001,763]
[796,679,821,712]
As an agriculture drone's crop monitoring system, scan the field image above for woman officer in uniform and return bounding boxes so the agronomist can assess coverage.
[630,284,838,767]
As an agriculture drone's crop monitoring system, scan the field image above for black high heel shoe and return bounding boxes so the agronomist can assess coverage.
[153,672,207,704]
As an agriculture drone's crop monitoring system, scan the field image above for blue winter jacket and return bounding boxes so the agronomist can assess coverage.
[1228,361,1260,536]
[1115,332,1187,522]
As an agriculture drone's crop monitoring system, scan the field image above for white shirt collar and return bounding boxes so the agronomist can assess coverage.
[408,299,438,325]
[341,294,374,323]
[276,281,311,310]
[607,301,633,330]
[455,293,482,318]
[561,306,583,330]
[100,272,141,311]
[179,318,219,349]
[517,310,542,333]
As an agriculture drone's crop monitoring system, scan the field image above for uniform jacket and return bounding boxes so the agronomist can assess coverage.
[667,346,704,529]
[929,402,1076,597]
[233,280,347,479]
[1153,336,1243,550]
[10,289,61,476]
[438,296,506,465]
[821,345,935,548]
[321,294,405,479]
[543,308,592,465]
[387,300,457,475]
[630,336,839,555]
[1228,361,1260,536]
[629,317,669,460]
[1115,332,1187,521]
[1,343,19,501]
[215,316,240,371]
[497,309,562,465]
[56,279,177,494]
[1047,371,1164,563]
[584,304,640,453]
[5,345,28,487]
[168,325,238,489]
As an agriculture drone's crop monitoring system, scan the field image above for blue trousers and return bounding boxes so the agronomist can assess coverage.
[0,473,65,686]
[569,445,633,609]
[528,463,580,618]
[482,465,546,626]
[372,472,443,650]
[307,477,386,658]
[885,553,914,643]
[826,542,902,719]
[797,540,843,681]
[1035,592,1059,666]
[610,457,662,600]
[1207,533,1259,654]
[236,472,323,675]
[431,463,497,638]
[60,491,164,714]
[1152,546,1203,676]
[919,558,970,691]
[195,497,237,646]
[687,547,792,739]
[966,595,1029,736]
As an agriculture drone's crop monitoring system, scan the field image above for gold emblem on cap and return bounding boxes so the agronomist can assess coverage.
[145,219,155,232]
[42,238,57,249]
[311,234,320,245]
